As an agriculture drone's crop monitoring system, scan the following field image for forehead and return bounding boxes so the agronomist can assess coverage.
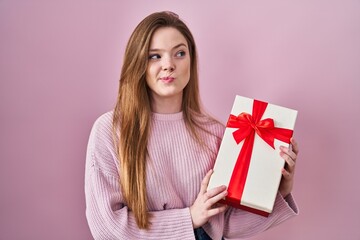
[149,27,188,49]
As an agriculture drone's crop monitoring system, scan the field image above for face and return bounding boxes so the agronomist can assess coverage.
[146,27,191,106]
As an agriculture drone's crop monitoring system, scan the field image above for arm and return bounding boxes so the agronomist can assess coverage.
[223,138,300,239]
[85,159,195,240]
[223,192,298,239]
[84,114,195,240]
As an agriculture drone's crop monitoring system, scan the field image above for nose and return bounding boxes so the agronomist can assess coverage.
[162,57,175,72]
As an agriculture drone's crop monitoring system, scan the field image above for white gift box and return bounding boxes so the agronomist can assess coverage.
[208,95,298,216]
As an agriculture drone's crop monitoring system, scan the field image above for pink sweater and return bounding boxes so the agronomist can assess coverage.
[85,111,298,240]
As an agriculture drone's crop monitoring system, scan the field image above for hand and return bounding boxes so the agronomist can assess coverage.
[279,138,299,198]
[190,169,228,229]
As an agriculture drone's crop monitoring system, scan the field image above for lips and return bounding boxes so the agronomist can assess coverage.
[160,76,175,83]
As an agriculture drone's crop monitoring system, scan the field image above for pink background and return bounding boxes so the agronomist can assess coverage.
[1,0,359,239]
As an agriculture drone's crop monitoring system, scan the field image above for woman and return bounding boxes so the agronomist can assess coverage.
[85,11,299,239]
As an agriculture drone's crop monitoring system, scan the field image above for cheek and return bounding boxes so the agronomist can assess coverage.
[145,69,150,86]
[145,65,155,85]
[178,59,190,73]
[146,64,159,80]
[184,60,191,79]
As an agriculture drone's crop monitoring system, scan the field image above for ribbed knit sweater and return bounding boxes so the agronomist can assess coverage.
[85,111,298,240]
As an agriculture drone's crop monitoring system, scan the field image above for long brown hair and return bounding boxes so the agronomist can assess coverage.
[112,11,213,229]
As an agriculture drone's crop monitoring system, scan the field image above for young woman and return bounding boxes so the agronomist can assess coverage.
[85,11,299,240]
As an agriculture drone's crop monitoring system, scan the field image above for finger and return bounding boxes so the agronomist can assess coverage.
[200,169,214,194]
[280,150,296,167]
[282,168,292,179]
[280,151,296,174]
[206,188,228,205]
[283,155,296,173]
[206,204,228,218]
[290,138,299,155]
[280,146,297,161]
[205,185,227,200]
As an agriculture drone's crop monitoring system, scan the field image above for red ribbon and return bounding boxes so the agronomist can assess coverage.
[225,100,293,206]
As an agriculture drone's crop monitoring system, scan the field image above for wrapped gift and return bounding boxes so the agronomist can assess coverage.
[208,95,298,216]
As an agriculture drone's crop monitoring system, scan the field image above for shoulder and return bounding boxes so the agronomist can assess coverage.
[90,111,113,135]
[87,111,119,175]
[88,110,114,151]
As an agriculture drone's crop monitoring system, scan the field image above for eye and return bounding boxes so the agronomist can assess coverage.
[148,54,161,60]
[176,50,186,57]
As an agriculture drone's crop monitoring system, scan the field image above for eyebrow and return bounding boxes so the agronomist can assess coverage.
[149,43,187,52]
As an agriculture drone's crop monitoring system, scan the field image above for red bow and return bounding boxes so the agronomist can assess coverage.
[225,100,293,207]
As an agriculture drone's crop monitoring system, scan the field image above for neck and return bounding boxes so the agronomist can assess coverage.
[150,93,183,114]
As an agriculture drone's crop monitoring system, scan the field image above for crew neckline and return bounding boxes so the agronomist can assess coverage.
[151,111,184,121]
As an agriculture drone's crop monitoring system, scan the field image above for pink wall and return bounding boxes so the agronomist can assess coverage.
[1,0,359,239]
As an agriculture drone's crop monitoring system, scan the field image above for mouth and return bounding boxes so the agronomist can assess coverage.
[160,76,175,83]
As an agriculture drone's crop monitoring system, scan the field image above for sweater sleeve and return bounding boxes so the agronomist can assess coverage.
[84,113,195,240]
[222,192,299,239]
[85,164,195,240]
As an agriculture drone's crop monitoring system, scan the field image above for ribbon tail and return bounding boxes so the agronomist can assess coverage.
[255,129,275,149]
[226,132,255,204]
[270,127,293,144]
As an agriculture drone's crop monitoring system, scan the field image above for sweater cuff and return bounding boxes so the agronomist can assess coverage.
[274,192,299,215]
